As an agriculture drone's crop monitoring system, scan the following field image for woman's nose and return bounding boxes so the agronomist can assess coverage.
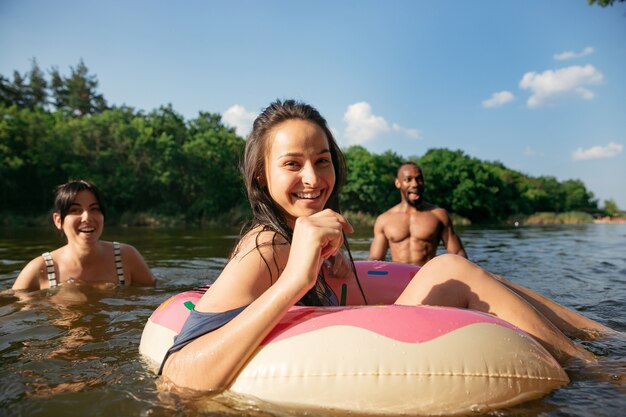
[81,209,90,220]
[302,163,320,187]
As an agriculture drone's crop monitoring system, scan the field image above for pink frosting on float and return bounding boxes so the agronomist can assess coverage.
[150,290,202,331]
[263,305,518,345]
[149,261,522,346]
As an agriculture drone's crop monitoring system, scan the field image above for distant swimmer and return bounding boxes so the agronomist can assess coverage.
[368,162,467,266]
[12,180,156,291]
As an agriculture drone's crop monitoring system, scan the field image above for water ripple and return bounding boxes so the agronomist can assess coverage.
[0,224,624,417]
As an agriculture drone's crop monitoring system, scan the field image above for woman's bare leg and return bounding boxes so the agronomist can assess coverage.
[395,254,595,364]
[491,274,613,338]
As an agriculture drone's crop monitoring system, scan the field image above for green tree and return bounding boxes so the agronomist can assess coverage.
[49,67,65,110]
[57,107,144,214]
[532,176,565,213]
[588,0,625,6]
[417,148,507,222]
[0,76,11,106]
[0,61,48,109]
[0,104,60,212]
[603,199,619,216]
[4,71,28,107]
[484,162,534,215]
[561,179,597,212]
[26,59,48,109]
[49,60,107,116]
[132,105,187,213]
[182,112,246,222]
[341,146,403,215]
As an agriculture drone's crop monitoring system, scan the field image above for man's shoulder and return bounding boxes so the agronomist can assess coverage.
[413,201,452,224]
[376,205,405,221]
[428,205,452,224]
[374,205,408,232]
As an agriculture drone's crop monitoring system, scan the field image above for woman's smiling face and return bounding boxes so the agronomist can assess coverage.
[263,119,336,228]
[54,190,104,243]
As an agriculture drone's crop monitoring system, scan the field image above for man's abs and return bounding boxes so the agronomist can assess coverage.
[388,238,436,266]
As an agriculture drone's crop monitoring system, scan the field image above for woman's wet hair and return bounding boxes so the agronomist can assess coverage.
[238,100,351,304]
[53,180,106,225]
[241,99,346,242]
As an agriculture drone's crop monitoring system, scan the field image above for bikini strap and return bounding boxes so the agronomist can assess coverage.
[113,242,125,285]
[42,252,57,288]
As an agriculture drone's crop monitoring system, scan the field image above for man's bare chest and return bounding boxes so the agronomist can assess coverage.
[385,213,442,243]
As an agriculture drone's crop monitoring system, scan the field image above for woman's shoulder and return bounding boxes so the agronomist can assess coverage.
[197,227,288,310]
[101,241,140,259]
[223,226,290,286]
[233,226,289,260]
[112,241,136,253]
[107,241,155,286]
[25,254,48,269]
[12,255,48,291]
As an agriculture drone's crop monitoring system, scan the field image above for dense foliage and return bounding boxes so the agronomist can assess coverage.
[1,61,603,224]
[588,0,625,7]
[338,147,599,222]
[1,60,245,223]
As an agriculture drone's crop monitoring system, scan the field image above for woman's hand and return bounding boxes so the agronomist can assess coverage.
[285,209,353,290]
[324,250,352,279]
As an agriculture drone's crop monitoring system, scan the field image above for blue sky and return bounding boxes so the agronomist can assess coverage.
[1,0,625,208]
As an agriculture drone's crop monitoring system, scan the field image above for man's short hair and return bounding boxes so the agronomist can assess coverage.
[397,161,422,177]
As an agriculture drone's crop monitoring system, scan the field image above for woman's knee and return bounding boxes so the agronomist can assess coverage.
[422,253,473,275]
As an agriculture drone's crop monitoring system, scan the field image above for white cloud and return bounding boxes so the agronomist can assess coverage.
[553,46,594,61]
[391,123,420,139]
[572,142,623,161]
[343,102,420,145]
[482,91,515,108]
[343,102,388,145]
[523,146,544,157]
[222,104,256,137]
[519,64,603,108]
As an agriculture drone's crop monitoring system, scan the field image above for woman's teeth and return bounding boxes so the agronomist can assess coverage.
[296,191,320,199]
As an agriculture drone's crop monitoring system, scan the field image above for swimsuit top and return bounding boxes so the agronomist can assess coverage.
[157,271,339,374]
[41,241,126,288]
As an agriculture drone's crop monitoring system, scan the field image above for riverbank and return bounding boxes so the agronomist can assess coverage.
[2,209,622,228]
[594,216,626,224]
[0,206,250,229]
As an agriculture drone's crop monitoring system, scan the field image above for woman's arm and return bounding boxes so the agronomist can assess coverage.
[12,257,45,291]
[121,244,157,286]
[162,210,351,391]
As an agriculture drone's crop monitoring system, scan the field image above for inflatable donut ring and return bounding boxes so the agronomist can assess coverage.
[140,261,568,415]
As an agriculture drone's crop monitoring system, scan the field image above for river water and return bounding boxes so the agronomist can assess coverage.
[0,224,624,417]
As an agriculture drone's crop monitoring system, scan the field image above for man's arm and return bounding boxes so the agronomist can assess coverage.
[368,215,390,261]
[439,210,468,259]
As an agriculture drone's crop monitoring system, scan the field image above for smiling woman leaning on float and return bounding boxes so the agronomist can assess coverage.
[12,180,156,291]
[160,99,610,393]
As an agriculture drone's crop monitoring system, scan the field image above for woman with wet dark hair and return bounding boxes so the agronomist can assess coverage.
[12,180,156,291]
[160,99,609,392]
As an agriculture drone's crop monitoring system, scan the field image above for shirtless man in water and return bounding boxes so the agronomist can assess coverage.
[368,162,467,266]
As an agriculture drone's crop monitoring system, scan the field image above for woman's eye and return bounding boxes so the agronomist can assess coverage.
[69,208,82,214]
